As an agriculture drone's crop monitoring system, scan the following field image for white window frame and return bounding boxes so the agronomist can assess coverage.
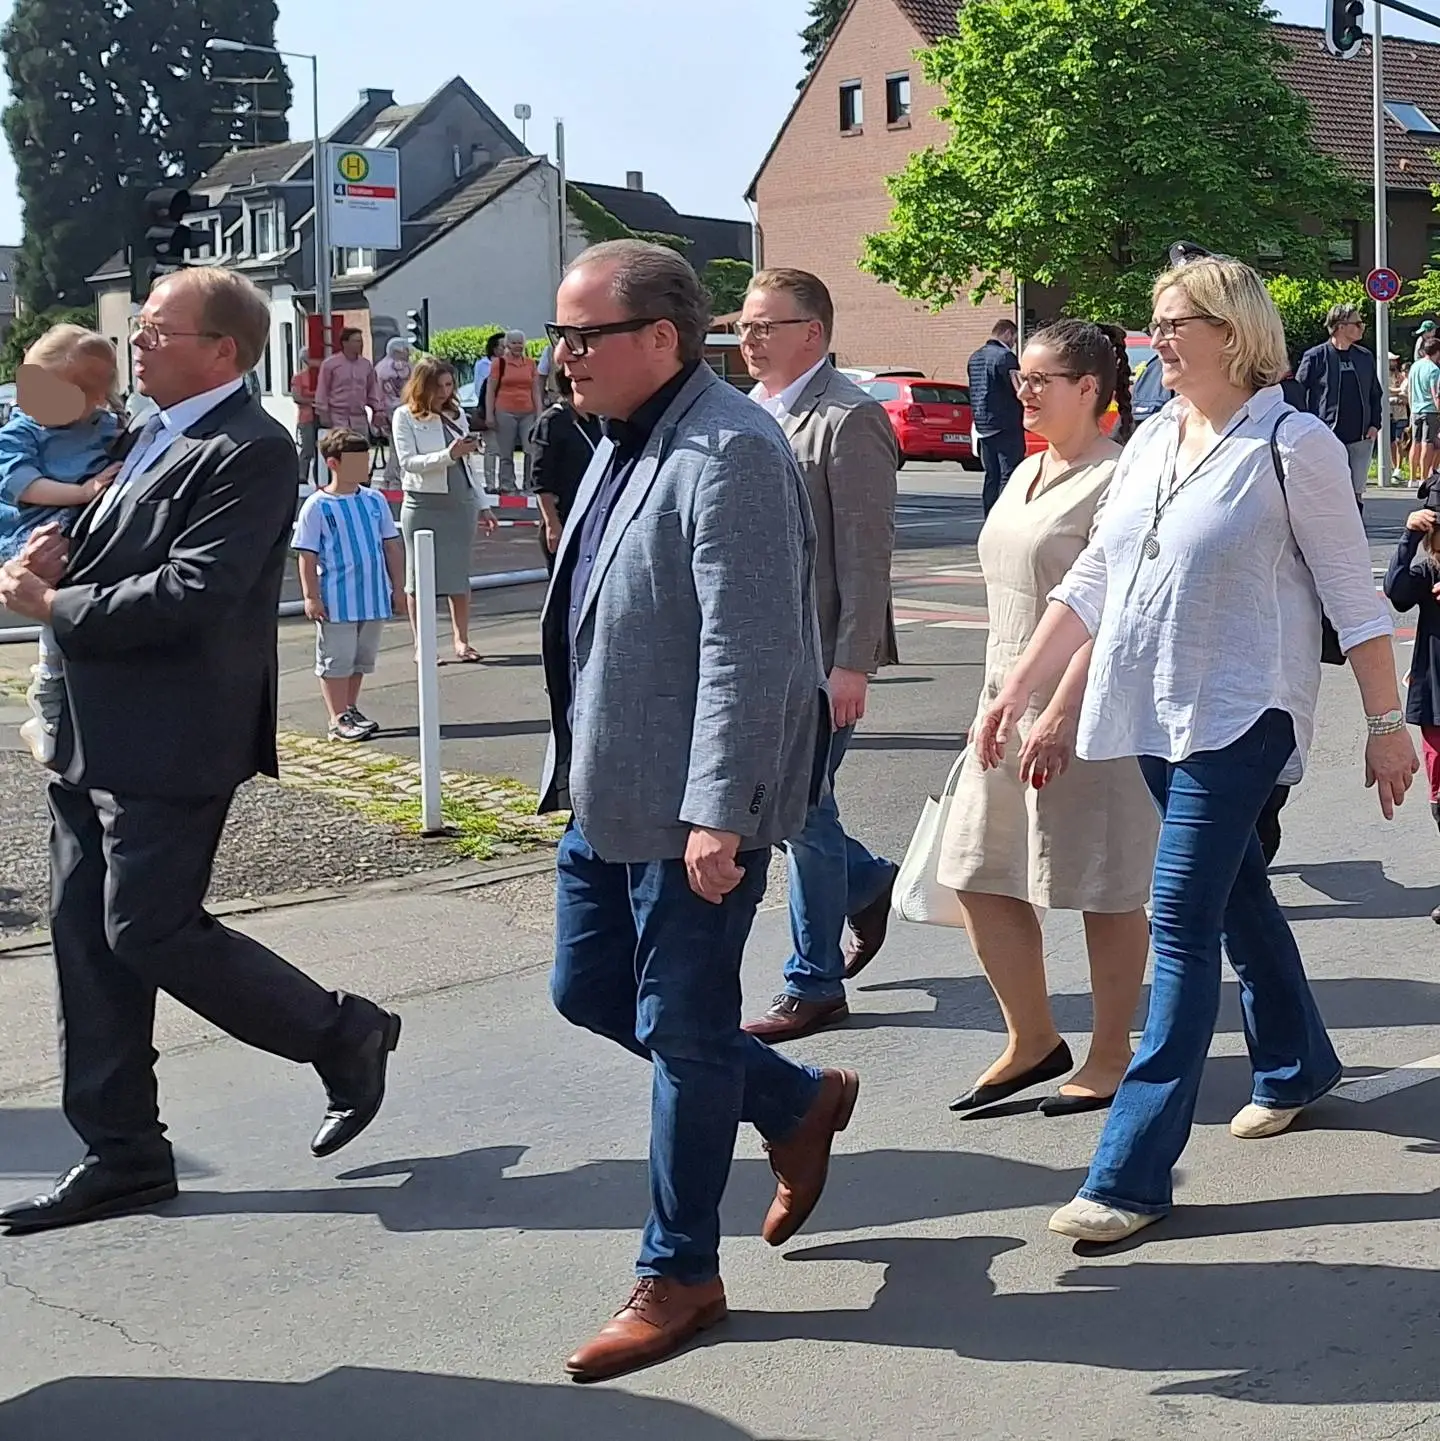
[251,205,279,257]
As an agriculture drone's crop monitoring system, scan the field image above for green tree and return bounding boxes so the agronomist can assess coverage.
[861,0,1361,323]
[702,258,754,317]
[800,0,849,83]
[2,0,290,312]
[0,303,97,382]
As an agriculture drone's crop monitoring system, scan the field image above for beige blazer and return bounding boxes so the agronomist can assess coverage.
[391,405,497,504]
[777,362,898,673]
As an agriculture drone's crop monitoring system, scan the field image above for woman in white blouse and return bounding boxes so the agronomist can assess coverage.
[976,253,1418,1244]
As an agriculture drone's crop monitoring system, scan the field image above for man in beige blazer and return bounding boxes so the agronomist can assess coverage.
[738,269,900,1043]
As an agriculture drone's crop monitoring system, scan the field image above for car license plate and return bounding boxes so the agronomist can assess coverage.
[943,433,964,444]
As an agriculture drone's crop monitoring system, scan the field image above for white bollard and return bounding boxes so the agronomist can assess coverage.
[413,528,444,834]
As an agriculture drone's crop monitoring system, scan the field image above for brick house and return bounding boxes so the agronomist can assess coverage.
[748,0,1440,376]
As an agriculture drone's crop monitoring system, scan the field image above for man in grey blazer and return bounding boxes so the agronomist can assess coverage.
[539,241,859,1383]
[737,270,900,1045]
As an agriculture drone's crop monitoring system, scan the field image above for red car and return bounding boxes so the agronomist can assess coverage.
[858,377,978,467]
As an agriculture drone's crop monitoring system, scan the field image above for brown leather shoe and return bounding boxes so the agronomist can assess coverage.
[762,1067,860,1246]
[842,865,898,980]
[564,1276,728,1383]
[742,994,849,1043]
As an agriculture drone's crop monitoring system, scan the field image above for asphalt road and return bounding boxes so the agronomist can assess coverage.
[3,467,1440,1439]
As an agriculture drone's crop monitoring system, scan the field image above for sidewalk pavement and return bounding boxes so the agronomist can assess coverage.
[4,662,1440,1440]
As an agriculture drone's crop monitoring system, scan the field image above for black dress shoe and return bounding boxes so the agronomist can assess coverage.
[1,1156,177,1235]
[949,1040,1074,1112]
[1038,1089,1116,1118]
[311,1008,402,1158]
[843,864,899,981]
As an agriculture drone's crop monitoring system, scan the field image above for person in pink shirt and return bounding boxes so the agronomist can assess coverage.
[315,328,385,438]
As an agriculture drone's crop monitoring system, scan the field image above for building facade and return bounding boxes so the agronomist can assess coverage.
[749,0,1440,377]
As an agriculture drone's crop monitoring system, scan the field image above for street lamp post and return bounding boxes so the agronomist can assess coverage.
[206,38,330,325]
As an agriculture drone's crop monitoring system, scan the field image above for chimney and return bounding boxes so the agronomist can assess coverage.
[359,88,395,107]
[626,170,644,192]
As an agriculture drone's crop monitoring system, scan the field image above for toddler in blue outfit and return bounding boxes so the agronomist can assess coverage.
[0,325,121,761]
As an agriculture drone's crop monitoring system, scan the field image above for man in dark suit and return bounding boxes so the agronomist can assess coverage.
[0,268,400,1235]
[967,319,1024,515]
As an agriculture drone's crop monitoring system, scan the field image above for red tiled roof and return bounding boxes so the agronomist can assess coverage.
[892,0,959,39]
[1273,22,1440,192]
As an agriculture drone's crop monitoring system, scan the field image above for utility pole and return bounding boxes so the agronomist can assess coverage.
[1372,1,1392,486]
[555,118,568,286]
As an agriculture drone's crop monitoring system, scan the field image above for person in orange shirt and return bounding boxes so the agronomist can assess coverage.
[485,329,543,492]
[290,350,320,486]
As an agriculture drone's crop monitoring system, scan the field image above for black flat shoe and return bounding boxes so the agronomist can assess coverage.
[949,1040,1074,1112]
[312,1008,402,1158]
[1038,1090,1116,1117]
[1,1156,177,1234]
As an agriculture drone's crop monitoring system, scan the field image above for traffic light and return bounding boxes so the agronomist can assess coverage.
[129,187,205,302]
[406,299,430,351]
[1325,0,1365,58]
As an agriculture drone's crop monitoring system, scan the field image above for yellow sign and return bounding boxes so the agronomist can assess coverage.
[336,151,370,183]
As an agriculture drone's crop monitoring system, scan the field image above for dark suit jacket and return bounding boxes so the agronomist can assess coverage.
[1295,341,1383,439]
[47,387,298,799]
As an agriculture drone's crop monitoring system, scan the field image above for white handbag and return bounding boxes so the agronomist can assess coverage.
[892,748,969,928]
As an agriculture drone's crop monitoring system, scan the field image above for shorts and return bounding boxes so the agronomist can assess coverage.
[1392,417,1409,443]
[315,618,384,678]
[1414,413,1440,445]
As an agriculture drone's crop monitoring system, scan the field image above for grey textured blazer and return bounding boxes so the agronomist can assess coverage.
[538,364,828,863]
[777,362,898,674]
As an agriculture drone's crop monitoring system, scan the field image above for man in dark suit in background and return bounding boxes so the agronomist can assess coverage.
[0,268,401,1235]
[967,319,1024,516]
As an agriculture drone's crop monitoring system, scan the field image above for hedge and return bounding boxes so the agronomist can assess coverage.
[428,327,549,372]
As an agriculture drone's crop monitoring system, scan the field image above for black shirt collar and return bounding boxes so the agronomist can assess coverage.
[603,361,699,457]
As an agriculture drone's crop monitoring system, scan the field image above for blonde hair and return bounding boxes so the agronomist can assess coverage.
[401,354,458,420]
[1152,256,1289,392]
[156,266,271,372]
[747,267,835,343]
[25,323,117,377]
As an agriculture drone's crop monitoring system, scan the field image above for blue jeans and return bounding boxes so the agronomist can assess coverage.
[783,725,895,1002]
[978,431,1024,515]
[1079,710,1342,1215]
[550,823,823,1283]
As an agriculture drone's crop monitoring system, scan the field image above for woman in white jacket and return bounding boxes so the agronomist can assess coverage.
[392,356,498,662]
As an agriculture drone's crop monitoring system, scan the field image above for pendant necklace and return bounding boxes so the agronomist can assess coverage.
[1142,411,1248,560]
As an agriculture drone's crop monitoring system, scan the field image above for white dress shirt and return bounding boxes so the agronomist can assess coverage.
[751,358,827,420]
[1049,385,1392,766]
[94,379,246,522]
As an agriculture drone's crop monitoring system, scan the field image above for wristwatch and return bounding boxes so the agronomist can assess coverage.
[1366,709,1406,736]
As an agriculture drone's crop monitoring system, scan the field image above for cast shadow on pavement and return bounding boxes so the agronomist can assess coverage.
[847,733,966,753]
[160,1146,1085,1236]
[0,1108,214,1181]
[850,973,1440,1038]
[721,1234,1440,1406]
[379,719,550,742]
[0,1369,785,1441]
[0,885,39,931]
[1275,859,1440,922]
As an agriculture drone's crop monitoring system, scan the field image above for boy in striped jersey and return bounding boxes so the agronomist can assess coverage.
[293,429,405,741]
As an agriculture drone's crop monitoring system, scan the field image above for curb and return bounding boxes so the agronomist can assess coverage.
[0,849,558,959]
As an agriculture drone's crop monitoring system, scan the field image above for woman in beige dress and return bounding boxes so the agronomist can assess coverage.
[939,320,1158,1117]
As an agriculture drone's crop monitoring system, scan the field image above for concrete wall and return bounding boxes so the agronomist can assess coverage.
[752,0,1008,378]
[366,165,562,341]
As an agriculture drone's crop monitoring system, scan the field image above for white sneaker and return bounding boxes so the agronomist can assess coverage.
[1048,1197,1160,1243]
[18,716,55,765]
[1229,1103,1303,1139]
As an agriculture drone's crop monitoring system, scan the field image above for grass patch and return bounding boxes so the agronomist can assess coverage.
[362,792,566,860]
[272,730,566,862]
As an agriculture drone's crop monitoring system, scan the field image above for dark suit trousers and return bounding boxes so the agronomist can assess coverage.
[48,779,350,1164]
[979,431,1025,515]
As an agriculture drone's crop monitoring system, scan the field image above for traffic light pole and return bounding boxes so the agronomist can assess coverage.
[1373,0,1392,487]
[309,52,331,336]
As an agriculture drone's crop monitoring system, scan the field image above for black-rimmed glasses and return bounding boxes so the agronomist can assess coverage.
[545,318,663,358]
[735,319,814,341]
[1147,316,1224,341]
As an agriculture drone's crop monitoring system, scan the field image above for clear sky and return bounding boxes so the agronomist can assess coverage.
[0,0,1430,249]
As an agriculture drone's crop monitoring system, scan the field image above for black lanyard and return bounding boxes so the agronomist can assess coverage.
[1142,406,1251,559]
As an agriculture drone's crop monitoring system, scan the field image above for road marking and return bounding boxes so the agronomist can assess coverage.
[930,618,989,630]
[1334,1054,1440,1104]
